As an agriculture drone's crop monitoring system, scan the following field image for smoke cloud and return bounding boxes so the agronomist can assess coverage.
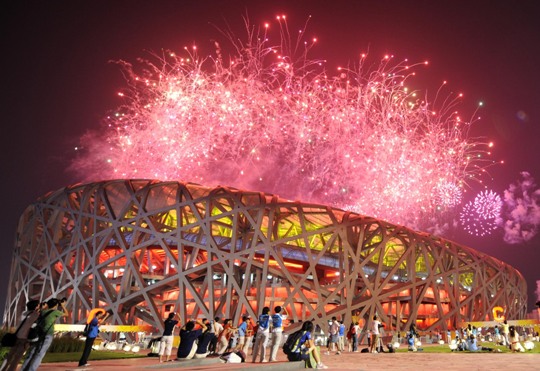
[502,172,540,244]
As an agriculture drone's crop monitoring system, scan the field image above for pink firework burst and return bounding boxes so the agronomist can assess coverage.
[460,189,502,236]
[72,16,496,229]
[433,182,463,209]
[460,200,499,237]
[473,190,502,219]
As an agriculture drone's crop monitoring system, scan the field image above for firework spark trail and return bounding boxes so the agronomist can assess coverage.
[72,16,495,229]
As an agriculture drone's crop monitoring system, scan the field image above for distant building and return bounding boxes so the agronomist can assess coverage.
[2,180,527,335]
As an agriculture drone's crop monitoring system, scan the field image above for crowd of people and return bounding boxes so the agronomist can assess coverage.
[2,301,538,370]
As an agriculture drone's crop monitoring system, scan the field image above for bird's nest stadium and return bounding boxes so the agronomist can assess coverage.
[3,179,527,337]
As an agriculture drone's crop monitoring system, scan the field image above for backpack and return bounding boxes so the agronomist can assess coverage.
[27,310,54,343]
[82,323,90,337]
[282,330,304,355]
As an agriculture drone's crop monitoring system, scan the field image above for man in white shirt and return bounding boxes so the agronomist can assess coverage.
[370,315,381,353]
[208,317,223,354]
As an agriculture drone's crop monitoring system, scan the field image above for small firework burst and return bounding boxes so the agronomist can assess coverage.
[460,189,502,236]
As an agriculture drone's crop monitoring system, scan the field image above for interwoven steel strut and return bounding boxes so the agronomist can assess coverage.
[3,180,527,336]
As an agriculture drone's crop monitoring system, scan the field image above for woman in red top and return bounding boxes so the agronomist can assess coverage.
[216,319,236,355]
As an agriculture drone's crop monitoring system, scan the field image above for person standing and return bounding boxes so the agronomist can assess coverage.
[494,325,501,343]
[269,306,285,362]
[21,298,68,371]
[501,320,510,347]
[1,300,40,371]
[243,316,254,354]
[235,315,250,352]
[158,312,180,363]
[215,319,235,355]
[251,306,270,363]
[337,321,346,353]
[369,315,381,354]
[347,322,359,352]
[325,317,339,355]
[208,317,222,355]
[78,309,110,367]
[408,323,418,351]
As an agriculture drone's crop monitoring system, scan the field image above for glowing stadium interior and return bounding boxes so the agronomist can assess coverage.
[3,179,527,337]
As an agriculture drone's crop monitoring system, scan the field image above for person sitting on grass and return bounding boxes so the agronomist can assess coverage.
[466,334,494,352]
[509,326,525,352]
[287,320,328,369]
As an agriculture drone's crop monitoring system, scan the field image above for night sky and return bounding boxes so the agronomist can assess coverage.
[1,0,539,318]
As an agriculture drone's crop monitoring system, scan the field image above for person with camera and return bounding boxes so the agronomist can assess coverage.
[177,319,207,360]
[369,315,381,354]
[0,300,40,371]
[158,312,180,363]
[21,298,68,371]
[77,308,110,367]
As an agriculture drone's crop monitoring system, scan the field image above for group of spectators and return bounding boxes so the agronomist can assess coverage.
[1,298,68,371]
[5,301,536,371]
[157,313,256,362]
[1,298,111,371]
[162,305,328,368]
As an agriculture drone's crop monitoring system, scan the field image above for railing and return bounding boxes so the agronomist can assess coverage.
[54,324,154,333]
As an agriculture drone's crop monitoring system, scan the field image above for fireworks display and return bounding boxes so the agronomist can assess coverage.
[72,16,496,229]
[460,190,502,236]
[433,181,463,209]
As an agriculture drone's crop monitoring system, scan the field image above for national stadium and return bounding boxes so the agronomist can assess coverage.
[2,179,527,337]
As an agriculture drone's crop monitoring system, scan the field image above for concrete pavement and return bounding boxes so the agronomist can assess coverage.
[36,346,540,370]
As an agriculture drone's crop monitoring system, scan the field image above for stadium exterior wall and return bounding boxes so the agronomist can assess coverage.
[3,179,527,336]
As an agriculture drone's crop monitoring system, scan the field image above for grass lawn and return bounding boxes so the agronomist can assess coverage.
[43,350,147,363]
[393,341,540,354]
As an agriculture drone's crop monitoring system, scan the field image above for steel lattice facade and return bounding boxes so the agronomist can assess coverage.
[3,179,527,335]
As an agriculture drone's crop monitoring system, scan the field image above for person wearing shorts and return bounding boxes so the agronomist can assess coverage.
[158,312,180,362]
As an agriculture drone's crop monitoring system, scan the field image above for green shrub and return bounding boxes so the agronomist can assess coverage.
[48,336,85,353]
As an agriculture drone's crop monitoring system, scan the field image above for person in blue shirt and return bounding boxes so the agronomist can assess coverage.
[78,309,110,367]
[269,306,285,361]
[337,321,346,353]
[251,306,270,363]
[235,315,250,352]
[287,321,327,369]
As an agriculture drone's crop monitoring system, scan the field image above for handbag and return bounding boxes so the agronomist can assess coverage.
[1,312,34,347]
[1,332,16,347]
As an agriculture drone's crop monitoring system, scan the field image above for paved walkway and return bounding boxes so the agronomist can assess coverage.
[36,348,540,371]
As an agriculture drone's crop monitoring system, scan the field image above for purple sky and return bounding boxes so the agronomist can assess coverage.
[1,0,539,317]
